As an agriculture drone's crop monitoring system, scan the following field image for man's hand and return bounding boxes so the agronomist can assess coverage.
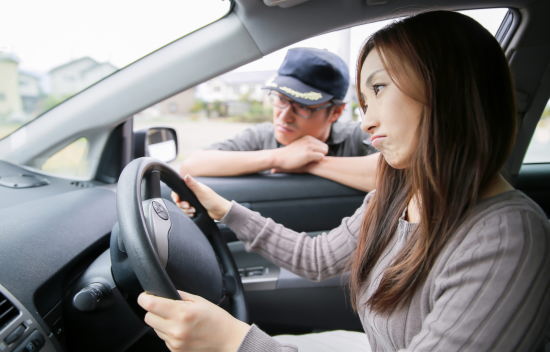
[271,135,328,171]
[138,291,250,352]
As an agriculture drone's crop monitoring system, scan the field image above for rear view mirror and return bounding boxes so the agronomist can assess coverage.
[134,127,178,163]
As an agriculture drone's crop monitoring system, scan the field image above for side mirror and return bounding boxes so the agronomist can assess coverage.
[134,127,178,163]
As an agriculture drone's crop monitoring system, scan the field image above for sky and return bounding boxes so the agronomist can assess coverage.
[0,2,506,76]
[0,0,230,73]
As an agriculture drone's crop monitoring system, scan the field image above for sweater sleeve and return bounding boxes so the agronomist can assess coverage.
[222,193,371,281]
[402,207,550,351]
[237,325,297,352]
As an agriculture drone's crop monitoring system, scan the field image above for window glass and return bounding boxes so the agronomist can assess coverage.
[41,138,90,178]
[0,0,231,140]
[524,101,550,163]
[133,8,508,171]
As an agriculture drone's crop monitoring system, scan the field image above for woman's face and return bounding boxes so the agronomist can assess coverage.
[359,49,424,169]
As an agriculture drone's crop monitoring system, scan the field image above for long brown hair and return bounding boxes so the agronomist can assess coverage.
[350,11,517,312]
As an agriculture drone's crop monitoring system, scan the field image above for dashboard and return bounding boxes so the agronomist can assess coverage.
[0,160,118,351]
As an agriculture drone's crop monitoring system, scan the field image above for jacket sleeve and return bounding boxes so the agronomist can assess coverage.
[237,325,297,352]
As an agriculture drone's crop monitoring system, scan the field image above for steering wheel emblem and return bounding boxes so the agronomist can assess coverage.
[152,200,169,220]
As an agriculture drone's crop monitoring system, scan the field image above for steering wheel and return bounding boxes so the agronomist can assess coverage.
[113,157,248,321]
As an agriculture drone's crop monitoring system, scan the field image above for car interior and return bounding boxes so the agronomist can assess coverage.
[0,0,548,351]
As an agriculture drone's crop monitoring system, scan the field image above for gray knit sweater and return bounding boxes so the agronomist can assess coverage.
[222,190,550,351]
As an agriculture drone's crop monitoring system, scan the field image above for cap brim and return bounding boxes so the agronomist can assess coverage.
[263,75,333,106]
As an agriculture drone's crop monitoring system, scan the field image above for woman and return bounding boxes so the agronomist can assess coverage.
[137,11,550,352]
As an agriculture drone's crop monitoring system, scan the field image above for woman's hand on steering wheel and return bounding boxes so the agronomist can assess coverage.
[171,195,196,218]
[174,175,231,221]
[138,290,250,352]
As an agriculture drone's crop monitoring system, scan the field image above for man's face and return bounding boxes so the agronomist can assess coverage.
[271,93,344,145]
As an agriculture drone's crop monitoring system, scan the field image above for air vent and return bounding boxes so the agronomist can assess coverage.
[0,292,19,331]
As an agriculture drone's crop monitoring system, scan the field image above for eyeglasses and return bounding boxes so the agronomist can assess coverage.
[268,91,335,119]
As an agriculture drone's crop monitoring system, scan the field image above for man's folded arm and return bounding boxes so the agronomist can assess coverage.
[306,153,379,192]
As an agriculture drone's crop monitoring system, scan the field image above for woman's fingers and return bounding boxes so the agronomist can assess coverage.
[182,174,231,220]
[177,290,202,302]
[171,191,197,217]
[138,290,250,352]
[183,175,216,200]
[180,201,196,212]
[182,174,209,205]
[179,201,196,217]
[138,292,182,320]
[144,311,171,334]
[171,191,180,204]
[182,174,201,192]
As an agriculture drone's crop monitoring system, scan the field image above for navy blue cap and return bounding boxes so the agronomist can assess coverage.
[264,47,349,106]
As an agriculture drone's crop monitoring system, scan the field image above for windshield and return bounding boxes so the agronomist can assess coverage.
[0,0,231,140]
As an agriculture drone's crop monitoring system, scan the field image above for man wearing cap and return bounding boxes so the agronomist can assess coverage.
[179,48,379,191]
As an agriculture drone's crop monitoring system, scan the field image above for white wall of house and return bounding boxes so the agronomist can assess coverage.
[196,70,275,103]
[48,57,116,97]
[19,72,41,97]
[0,55,23,118]
[49,57,97,96]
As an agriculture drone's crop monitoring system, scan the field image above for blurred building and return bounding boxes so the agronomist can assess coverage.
[0,53,23,120]
[48,57,117,97]
[156,88,196,116]
[196,70,275,115]
[19,71,43,115]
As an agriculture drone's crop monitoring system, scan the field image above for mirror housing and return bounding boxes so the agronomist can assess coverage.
[134,127,178,163]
